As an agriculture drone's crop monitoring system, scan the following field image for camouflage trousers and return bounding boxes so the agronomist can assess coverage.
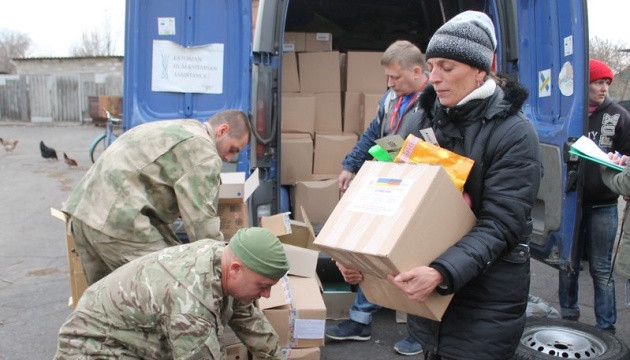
[70,217,172,285]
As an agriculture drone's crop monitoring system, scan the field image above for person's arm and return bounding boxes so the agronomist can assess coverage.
[172,138,225,242]
[602,163,630,196]
[163,312,223,359]
[229,301,286,360]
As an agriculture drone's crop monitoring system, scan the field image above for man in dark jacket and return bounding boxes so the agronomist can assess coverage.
[389,11,542,359]
[326,40,428,356]
[558,59,630,332]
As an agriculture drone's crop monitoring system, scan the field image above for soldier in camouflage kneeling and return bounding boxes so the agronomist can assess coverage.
[55,228,290,360]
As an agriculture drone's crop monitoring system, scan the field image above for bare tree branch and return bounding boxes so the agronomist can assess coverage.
[589,37,630,73]
[70,20,116,57]
[0,30,32,73]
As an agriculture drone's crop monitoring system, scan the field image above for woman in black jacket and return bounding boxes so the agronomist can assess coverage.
[388,11,543,359]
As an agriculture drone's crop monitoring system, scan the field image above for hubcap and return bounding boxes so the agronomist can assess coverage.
[520,325,606,358]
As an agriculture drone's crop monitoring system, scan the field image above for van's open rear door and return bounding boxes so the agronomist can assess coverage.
[123,0,252,129]
[516,0,588,269]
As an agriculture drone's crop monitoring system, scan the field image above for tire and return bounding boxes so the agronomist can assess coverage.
[514,317,630,360]
[89,134,107,163]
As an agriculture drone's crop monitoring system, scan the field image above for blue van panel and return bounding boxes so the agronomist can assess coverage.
[123,0,252,129]
[517,0,587,264]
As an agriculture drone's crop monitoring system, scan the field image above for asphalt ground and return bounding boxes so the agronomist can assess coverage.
[0,122,628,360]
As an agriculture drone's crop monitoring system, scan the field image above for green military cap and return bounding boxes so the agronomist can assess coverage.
[229,227,289,280]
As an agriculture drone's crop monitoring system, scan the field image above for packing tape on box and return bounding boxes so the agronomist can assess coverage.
[279,276,299,348]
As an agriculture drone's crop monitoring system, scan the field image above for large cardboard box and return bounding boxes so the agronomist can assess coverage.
[343,91,362,134]
[313,162,476,321]
[282,52,300,93]
[285,347,321,360]
[51,208,88,308]
[284,32,306,52]
[312,92,342,133]
[281,133,313,185]
[291,179,340,225]
[361,92,382,131]
[305,32,332,52]
[258,276,327,348]
[218,169,259,239]
[282,94,316,134]
[254,347,320,360]
[298,51,342,93]
[260,209,317,251]
[312,132,357,175]
[346,51,386,92]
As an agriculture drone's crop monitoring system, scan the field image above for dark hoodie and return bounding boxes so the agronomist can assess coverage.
[583,97,630,206]
[408,77,543,360]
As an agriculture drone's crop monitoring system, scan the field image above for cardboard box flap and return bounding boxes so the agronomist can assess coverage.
[261,212,292,236]
[258,276,291,310]
[258,276,326,311]
[283,243,319,278]
[219,168,259,202]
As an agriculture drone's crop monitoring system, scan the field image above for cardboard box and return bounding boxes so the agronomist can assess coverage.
[254,347,320,360]
[258,276,327,348]
[218,202,249,241]
[281,133,313,185]
[313,162,476,321]
[305,32,332,52]
[298,51,342,93]
[284,32,306,52]
[311,92,342,133]
[218,169,259,239]
[285,347,321,360]
[312,132,357,175]
[282,52,300,93]
[225,343,247,360]
[343,91,362,134]
[219,168,259,203]
[283,243,319,278]
[346,51,386,92]
[291,179,340,225]
[396,310,408,324]
[260,208,317,250]
[51,208,88,308]
[322,282,356,320]
[282,94,316,134]
[361,92,382,131]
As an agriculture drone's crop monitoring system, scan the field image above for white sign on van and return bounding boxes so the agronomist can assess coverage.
[157,17,176,36]
[151,40,224,94]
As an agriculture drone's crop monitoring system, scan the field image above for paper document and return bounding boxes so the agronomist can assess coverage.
[569,136,624,171]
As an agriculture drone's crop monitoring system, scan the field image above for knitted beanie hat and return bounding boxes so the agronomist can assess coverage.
[589,59,614,84]
[425,11,497,72]
[229,227,289,280]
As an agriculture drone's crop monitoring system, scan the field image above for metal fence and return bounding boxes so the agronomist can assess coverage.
[0,73,122,123]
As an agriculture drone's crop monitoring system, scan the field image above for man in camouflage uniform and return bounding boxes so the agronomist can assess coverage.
[62,109,250,285]
[55,227,290,359]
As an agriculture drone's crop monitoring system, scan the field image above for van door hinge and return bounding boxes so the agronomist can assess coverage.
[252,52,277,67]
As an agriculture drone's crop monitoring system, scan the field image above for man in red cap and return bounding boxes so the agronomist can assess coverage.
[559,59,630,332]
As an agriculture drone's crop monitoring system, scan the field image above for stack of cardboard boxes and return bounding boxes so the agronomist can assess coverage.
[280,31,388,228]
[257,210,327,360]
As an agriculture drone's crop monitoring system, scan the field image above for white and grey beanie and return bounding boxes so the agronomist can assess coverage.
[425,11,497,72]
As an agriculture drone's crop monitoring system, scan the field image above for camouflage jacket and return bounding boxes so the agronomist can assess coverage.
[55,240,285,359]
[63,119,224,244]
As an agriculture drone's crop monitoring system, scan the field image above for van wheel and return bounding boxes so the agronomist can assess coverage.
[514,318,630,360]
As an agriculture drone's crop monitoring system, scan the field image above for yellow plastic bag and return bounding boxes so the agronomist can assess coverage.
[394,134,474,191]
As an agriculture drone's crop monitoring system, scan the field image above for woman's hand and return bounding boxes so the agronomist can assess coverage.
[387,266,443,302]
[336,261,364,284]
